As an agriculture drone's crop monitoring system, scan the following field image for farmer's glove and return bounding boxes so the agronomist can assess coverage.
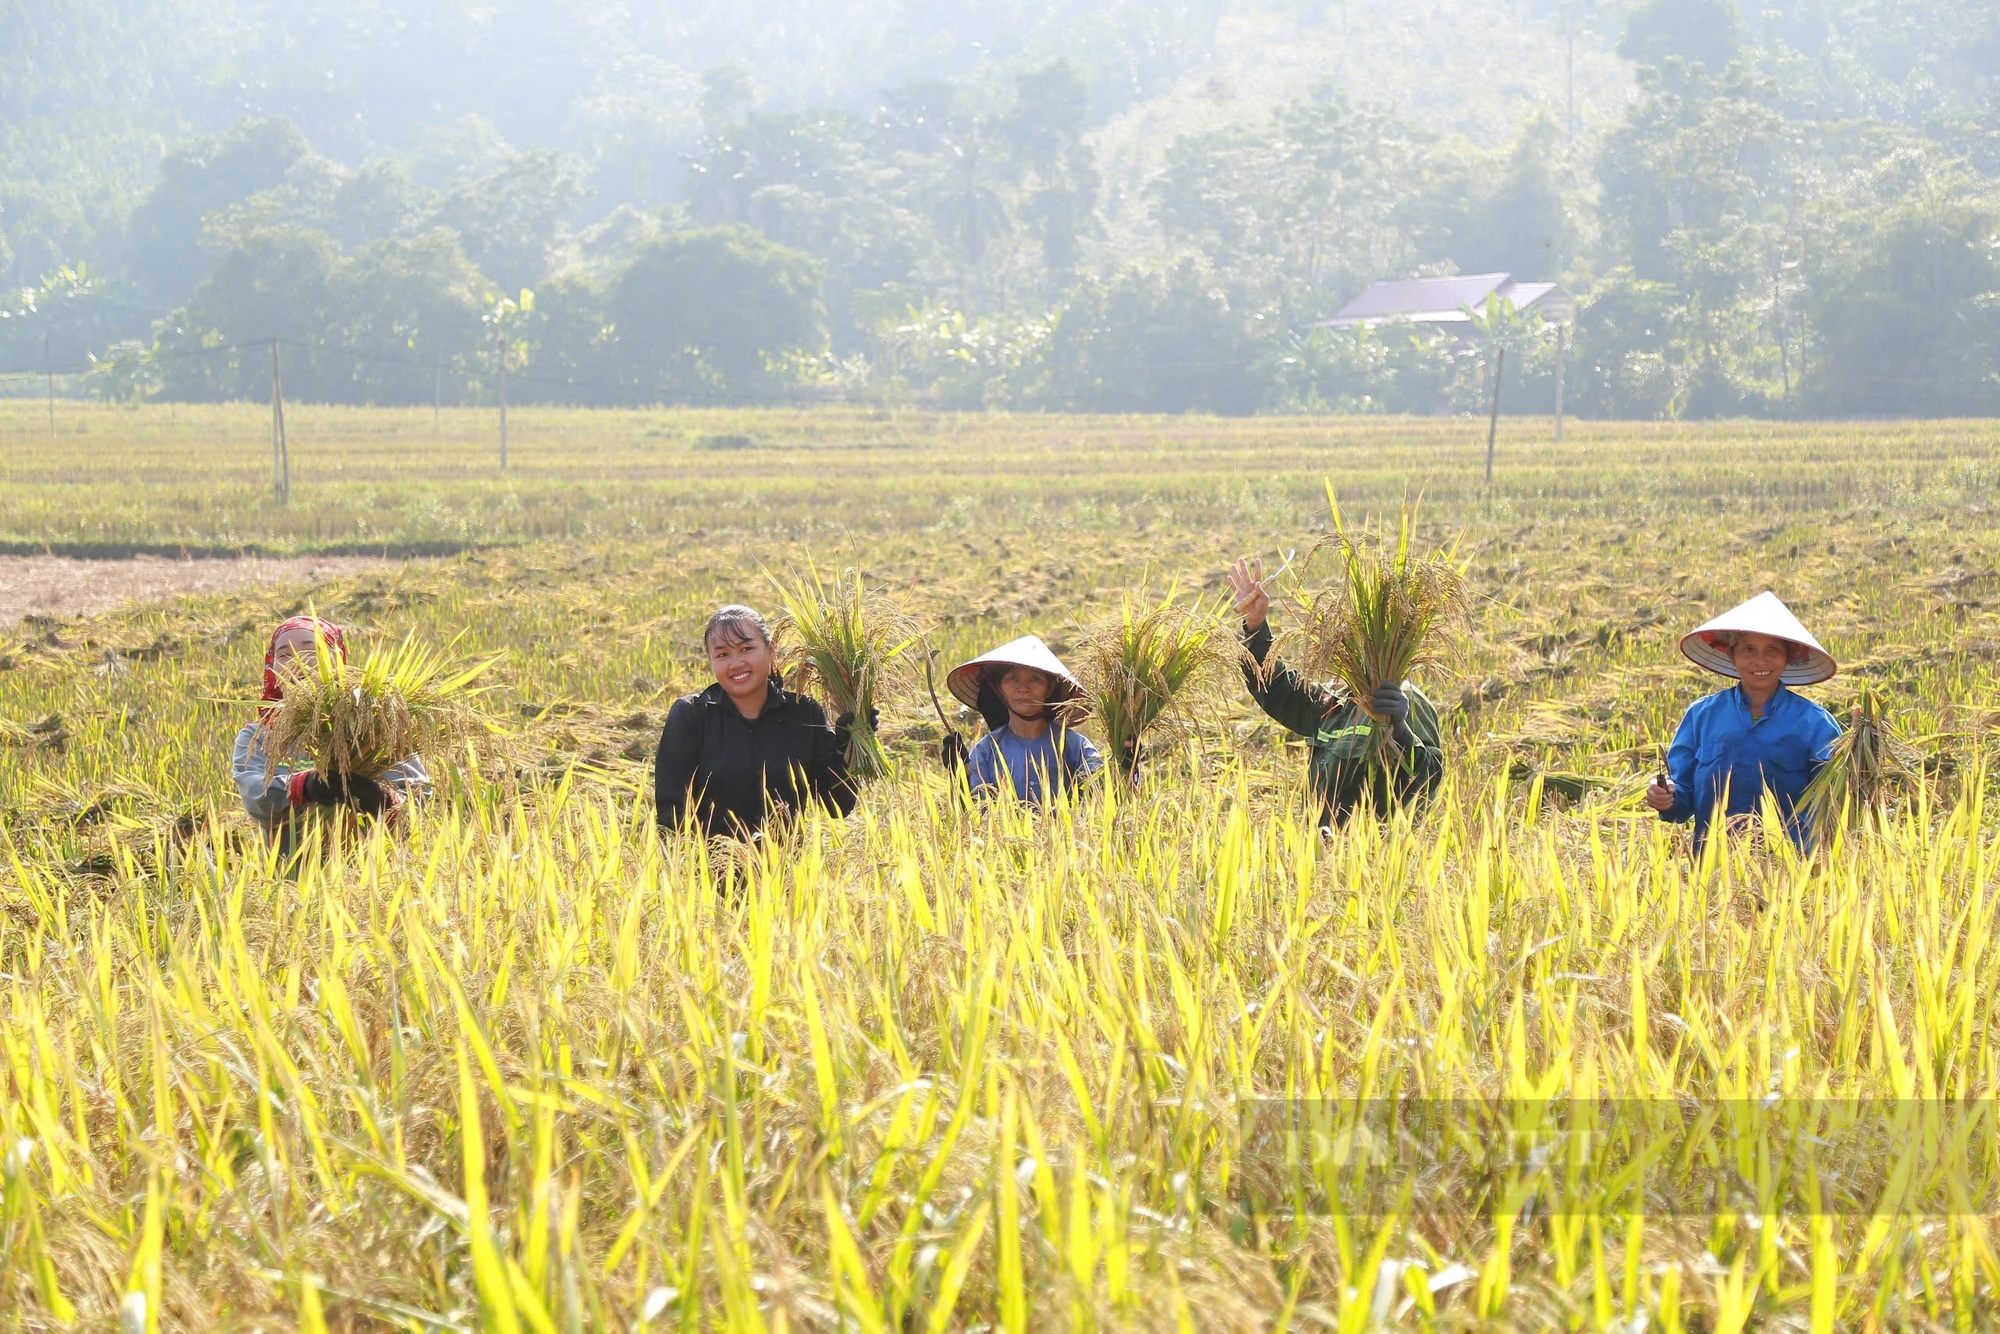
[297,773,345,807]
[344,773,390,818]
[940,731,968,774]
[833,708,880,735]
[1370,684,1413,743]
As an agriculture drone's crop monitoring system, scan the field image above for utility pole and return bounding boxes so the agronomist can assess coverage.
[43,333,54,446]
[270,339,289,505]
[1565,13,1576,142]
[1554,324,1566,443]
[1484,346,1506,487]
[496,331,508,470]
[433,352,444,438]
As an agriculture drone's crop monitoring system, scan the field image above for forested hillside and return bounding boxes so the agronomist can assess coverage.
[2,0,1995,416]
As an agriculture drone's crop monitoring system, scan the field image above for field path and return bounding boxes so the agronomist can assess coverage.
[0,553,403,629]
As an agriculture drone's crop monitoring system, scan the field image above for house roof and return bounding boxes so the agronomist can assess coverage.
[1321,274,1573,328]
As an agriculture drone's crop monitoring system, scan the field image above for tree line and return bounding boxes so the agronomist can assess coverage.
[2,0,1995,417]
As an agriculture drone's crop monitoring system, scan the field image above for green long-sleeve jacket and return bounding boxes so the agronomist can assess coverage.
[1241,621,1446,827]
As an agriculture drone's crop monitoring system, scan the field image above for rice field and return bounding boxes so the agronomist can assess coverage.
[4,402,2000,1331]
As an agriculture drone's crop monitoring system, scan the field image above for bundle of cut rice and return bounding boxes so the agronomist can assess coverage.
[772,566,916,782]
[1278,485,1465,772]
[1079,592,1227,775]
[1797,684,1921,831]
[263,629,497,780]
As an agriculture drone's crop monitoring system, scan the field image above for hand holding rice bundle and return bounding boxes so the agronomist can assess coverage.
[770,566,915,783]
[1795,683,1922,834]
[232,615,491,851]
[1224,487,1456,830]
[260,622,496,781]
[1275,488,1465,773]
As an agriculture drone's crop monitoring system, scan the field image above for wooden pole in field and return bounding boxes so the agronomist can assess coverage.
[496,332,508,471]
[1484,345,1505,487]
[1554,324,1565,443]
[270,339,289,506]
[43,333,55,446]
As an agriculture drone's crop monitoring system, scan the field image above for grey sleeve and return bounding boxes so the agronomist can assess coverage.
[379,754,432,798]
[233,724,294,829]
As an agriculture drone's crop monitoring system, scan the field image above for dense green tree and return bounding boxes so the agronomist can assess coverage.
[429,149,584,293]
[1002,61,1100,291]
[605,226,825,401]
[333,229,492,403]
[0,262,139,370]
[1041,262,1257,414]
[1455,113,1574,279]
[125,117,316,305]
[1151,86,1436,326]
[1619,0,1741,73]
[516,273,614,404]
[153,224,340,400]
[1802,189,2000,416]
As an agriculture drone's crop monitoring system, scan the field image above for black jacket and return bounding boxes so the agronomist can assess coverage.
[654,682,857,838]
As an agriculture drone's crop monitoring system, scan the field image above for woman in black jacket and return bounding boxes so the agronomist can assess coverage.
[654,605,859,838]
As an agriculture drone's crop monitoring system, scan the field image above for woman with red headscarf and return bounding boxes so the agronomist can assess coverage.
[232,615,431,848]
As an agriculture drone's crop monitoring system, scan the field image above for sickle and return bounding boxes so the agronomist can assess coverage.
[923,647,962,742]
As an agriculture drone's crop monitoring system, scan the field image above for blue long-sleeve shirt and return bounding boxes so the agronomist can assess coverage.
[1658,684,1841,849]
[965,725,1103,804]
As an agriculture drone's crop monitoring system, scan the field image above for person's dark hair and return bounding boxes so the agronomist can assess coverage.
[704,605,772,651]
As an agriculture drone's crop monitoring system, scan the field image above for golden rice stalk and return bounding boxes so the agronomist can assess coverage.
[1278,484,1464,770]
[263,626,498,780]
[771,565,917,783]
[1797,684,1921,831]
[1079,592,1228,775]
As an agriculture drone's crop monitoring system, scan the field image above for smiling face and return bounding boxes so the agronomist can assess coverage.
[997,665,1054,719]
[1729,631,1792,697]
[706,623,776,706]
[269,624,324,677]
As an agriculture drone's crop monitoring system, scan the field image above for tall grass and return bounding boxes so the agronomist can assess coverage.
[4,416,2000,1329]
[3,756,1996,1330]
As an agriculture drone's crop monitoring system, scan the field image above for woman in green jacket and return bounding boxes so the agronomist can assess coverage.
[1226,555,1446,828]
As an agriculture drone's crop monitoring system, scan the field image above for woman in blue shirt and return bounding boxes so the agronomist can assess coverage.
[946,636,1104,804]
[1646,592,1842,851]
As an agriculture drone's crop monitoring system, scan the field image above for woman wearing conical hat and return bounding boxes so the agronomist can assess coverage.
[946,636,1104,804]
[1646,592,1843,851]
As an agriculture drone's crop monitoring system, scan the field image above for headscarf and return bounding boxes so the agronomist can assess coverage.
[259,615,346,722]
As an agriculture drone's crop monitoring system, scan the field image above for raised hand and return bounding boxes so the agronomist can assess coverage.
[1227,555,1271,631]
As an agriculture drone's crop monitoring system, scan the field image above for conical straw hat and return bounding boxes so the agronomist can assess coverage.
[947,636,1086,716]
[1678,591,1836,685]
